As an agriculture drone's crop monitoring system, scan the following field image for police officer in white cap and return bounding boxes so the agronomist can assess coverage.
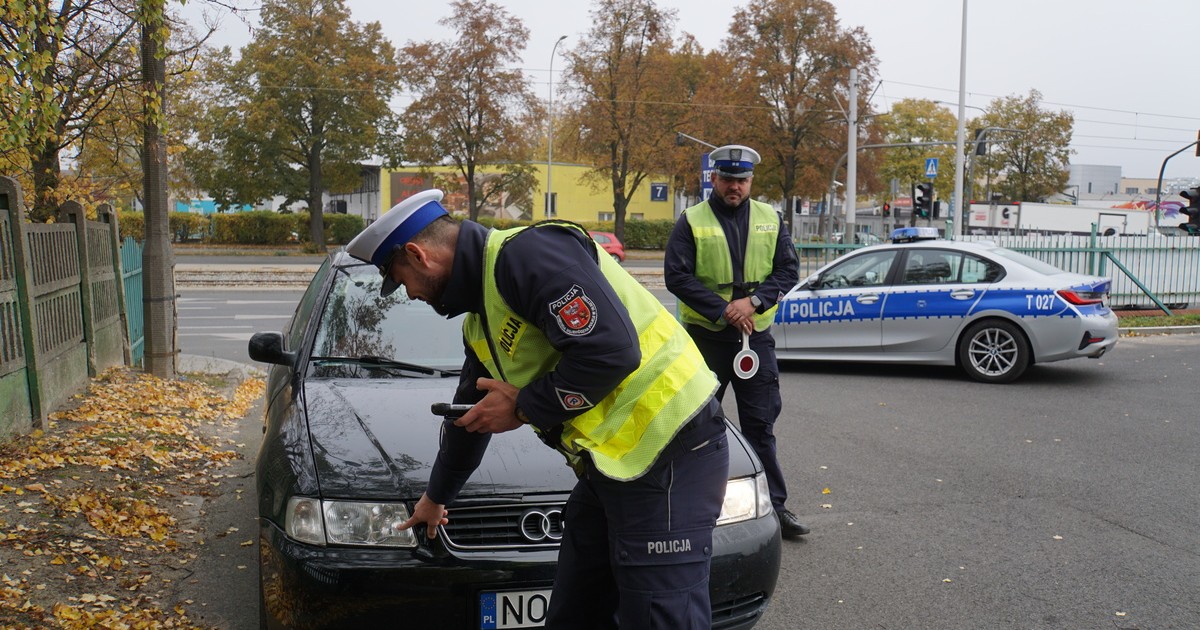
[346,190,730,628]
[346,189,451,300]
[664,144,810,538]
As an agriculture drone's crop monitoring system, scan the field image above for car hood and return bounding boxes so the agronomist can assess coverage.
[301,379,577,501]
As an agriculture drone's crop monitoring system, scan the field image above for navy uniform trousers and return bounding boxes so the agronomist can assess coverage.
[689,330,788,512]
[545,407,729,629]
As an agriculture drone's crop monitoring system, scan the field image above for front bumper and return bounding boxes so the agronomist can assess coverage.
[259,511,781,629]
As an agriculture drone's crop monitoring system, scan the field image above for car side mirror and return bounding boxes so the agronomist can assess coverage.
[800,273,820,290]
[248,331,296,367]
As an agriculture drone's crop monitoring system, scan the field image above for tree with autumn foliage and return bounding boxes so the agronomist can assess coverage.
[878,98,962,201]
[974,89,1073,203]
[557,0,693,241]
[1,0,145,220]
[716,0,879,223]
[397,0,541,222]
[189,0,398,251]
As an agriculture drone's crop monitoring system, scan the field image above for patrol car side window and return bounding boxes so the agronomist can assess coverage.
[816,251,897,289]
[960,254,1004,283]
[901,249,961,285]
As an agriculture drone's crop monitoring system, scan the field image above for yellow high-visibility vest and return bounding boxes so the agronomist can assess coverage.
[678,200,779,332]
[462,223,717,480]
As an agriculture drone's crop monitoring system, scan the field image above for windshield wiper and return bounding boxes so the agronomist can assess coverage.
[310,355,437,375]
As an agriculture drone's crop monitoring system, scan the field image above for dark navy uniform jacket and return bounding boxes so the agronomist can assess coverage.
[425,221,643,504]
[664,195,799,342]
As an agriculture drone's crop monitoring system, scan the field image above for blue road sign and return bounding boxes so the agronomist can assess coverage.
[924,158,939,178]
[650,183,668,201]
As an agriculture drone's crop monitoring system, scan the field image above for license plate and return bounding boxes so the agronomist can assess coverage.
[480,589,552,629]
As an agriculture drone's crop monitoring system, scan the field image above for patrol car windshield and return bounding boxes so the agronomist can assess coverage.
[987,248,1067,276]
[309,263,463,378]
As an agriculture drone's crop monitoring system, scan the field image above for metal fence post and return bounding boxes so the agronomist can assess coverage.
[62,201,97,375]
[0,176,44,426]
[100,205,133,366]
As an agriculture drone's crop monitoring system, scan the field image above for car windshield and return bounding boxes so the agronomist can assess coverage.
[309,262,464,378]
[987,247,1068,275]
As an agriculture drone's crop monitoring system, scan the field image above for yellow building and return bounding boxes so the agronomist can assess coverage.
[380,163,676,223]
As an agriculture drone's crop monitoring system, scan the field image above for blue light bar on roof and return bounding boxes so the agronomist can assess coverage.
[890,227,940,243]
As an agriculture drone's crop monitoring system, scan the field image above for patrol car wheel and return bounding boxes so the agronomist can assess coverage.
[957,319,1030,384]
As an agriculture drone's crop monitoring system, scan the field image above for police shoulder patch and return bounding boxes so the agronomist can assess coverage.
[555,388,594,411]
[549,284,597,336]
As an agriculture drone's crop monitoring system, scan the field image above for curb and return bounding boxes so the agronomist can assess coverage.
[176,264,319,288]
[1118,326,1200,336]
[178,354,265,379]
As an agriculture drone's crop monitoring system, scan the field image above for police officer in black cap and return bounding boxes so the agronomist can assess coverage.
[664,144,810,538]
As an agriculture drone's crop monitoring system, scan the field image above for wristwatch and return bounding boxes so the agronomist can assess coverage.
[514,404,531,425]
[749,294,763,311]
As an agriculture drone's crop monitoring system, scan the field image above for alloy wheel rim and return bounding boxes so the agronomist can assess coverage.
[968,328,1017,376]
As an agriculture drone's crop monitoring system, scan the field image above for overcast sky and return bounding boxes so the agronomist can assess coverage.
[189,0,1200,181]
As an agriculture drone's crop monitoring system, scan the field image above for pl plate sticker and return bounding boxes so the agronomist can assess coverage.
[555,388,594,411]
[550,284,597,336]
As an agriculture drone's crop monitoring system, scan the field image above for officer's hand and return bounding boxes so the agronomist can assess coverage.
[395,493,448,539]
[724,299,755,334]
[454,378,523,434]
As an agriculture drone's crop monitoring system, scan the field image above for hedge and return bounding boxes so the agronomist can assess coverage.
[117,211,366,245]
[118,211,212,243]
[474,217,676,250]
[116,210,673,249]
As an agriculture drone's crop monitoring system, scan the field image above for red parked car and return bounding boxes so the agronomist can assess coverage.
[589,231,625,262]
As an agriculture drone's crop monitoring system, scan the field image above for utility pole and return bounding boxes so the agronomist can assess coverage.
[845,68,858,240]
[546,35,567,218]
[951,0,969,237]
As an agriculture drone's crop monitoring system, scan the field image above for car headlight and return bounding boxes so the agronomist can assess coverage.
[717,472,773,526]
[285,497,418,548]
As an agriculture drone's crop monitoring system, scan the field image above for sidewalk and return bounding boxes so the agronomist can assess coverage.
[0,355,265,628]
[175,262,321,287]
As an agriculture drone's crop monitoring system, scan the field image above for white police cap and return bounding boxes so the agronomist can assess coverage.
[710,144,760,179]
[346,189,449,297]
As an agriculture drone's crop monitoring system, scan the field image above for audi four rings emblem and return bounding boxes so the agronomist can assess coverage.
[519,508,564,542]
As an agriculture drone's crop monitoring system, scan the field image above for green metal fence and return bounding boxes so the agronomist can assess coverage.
[120,237,144,367]
[960,234,1200,311]
[0,177,131,435]
[793,233,1200,312]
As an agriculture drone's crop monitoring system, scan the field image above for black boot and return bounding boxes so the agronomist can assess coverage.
[777,509,810,538]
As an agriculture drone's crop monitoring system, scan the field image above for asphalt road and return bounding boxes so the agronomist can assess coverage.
[180,287,1200,629]
[758,333,1199,629]
[178,288,306,364]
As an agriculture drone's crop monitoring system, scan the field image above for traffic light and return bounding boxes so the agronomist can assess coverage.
[1180,186,1200,236]
[882,202,891,217]
[914,183,934,218]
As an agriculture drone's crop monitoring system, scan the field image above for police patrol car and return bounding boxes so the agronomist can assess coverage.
[773,227,1118,383]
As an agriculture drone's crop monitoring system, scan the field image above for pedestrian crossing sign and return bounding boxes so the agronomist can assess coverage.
[924,158,939,178]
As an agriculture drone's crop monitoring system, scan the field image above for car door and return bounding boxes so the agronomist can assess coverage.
[880,248,1003,353]
[776,249,898,353]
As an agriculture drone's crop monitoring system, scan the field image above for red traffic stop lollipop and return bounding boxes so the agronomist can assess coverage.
[733,331,759,379]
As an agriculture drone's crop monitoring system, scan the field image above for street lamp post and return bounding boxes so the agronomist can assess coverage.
[546,35,567,218]
[951,0,969,238]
